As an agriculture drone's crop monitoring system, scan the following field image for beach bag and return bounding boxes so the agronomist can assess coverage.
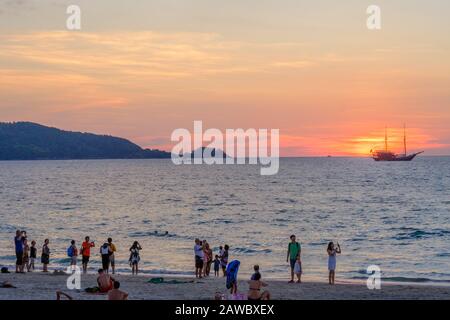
[67,246,74,257]
[101,245,109,255]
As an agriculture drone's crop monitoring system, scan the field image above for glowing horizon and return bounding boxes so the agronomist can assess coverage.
[1,1,449,157]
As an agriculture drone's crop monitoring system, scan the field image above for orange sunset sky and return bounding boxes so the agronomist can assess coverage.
[0,0,449,156]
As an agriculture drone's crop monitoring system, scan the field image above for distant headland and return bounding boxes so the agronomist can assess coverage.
[0,122,171,160]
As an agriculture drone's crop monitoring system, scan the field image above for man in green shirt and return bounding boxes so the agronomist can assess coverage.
[286,234,301,283]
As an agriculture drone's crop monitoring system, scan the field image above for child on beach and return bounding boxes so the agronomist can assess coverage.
[28,241,36,272]
[41,239,50,272]
[327,242,341,285]
[213,255,220,277]
[251,265,260,280]
[68,240,78,267]
[294,256,302,283]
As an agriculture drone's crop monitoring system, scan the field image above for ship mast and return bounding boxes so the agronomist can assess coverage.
[403,124,407,156]
[385,127,388,152]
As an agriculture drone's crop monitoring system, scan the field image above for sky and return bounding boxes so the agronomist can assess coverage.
[0,0,449,156]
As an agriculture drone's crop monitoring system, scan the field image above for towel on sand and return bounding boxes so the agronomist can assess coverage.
[147,277,196,284]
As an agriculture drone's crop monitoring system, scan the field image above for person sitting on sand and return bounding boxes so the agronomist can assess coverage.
[286,234,301,283]
[97,268,115,293]
[129,241,142,275]
[251,265,260,280]
[41,239,50,272]
[327,242,341,285]
[28,241,37,272]
[247,273,271,300]
[108,281,129,300]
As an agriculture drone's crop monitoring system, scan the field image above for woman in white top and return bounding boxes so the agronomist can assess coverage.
[129,241,142,275]
[327,242,341,285]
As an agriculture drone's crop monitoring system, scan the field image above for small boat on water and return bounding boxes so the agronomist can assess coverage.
[371,125,423,161]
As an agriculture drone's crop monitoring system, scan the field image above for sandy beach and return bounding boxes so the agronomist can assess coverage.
[1,273,448,300]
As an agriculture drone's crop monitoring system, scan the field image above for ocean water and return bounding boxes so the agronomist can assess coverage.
[0,157,449,284]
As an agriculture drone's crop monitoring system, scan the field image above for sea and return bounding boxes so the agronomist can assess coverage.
[0,157,449,284]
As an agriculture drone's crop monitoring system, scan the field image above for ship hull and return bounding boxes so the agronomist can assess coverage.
[373,152,423,162]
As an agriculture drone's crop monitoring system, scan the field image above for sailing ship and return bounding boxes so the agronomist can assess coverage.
[371,125,423,161]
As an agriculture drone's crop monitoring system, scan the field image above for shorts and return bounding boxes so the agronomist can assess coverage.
[102,254,110,269]
[71,256,77,265]
[82,255,90,264]
[195,256,204,269]
[109,254,115,267]
[16,252,23,265]
[290,259,297,269]
[41,254,49,264]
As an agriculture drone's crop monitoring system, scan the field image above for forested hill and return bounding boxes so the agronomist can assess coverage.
[0,122,171,160]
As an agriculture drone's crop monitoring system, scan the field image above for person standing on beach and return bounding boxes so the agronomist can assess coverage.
[194,239,204,278]
[41,239,50,272]
[28,240,37,272]
[203,242,213,277]
[286,234,301,283]
[220,245,229,277]
[22,239,30,272]
[14,230,24,273]
[327,242,341,285]
[213,255,220,277]
[108,238,117,274]
[81,236,95,274]
[68,240,78,267]
[100,242,112,272]
[294,255,302,283]
[129,241,142,275]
